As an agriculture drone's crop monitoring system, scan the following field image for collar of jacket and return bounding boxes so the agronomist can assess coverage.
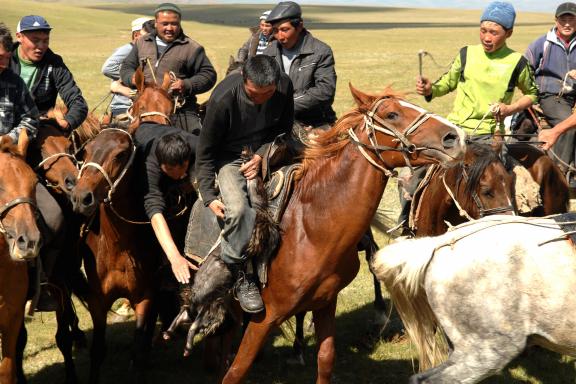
[144,30,188,45]
[10,42,57,92]
[271,28,313,56]
[548,28,576,50]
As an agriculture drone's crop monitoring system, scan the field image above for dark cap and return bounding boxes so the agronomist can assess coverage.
[556,2,576,17]
[155,3,182,17]
[266,1,302,24]
[16,15,52,33]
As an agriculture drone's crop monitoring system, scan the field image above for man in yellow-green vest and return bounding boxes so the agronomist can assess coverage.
[416,1,538,136]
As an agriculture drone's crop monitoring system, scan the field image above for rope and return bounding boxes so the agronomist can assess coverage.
[441,172,474,221]
[146,57,158,85]
[471,103,500,136]
[90,92,113,114]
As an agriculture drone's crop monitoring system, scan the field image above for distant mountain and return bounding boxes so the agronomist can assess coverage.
[73,0,555,13]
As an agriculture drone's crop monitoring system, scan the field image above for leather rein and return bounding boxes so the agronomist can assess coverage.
[0,197,39,235]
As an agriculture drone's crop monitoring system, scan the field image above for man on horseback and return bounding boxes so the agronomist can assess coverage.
[102,17,154,127]
[526,2,576,186]
[263,1,336,130]
[399,1,539,232]
[195,55,294,313]
[237,10,274,62]
[120,2,217,135]
[10,15,88,131]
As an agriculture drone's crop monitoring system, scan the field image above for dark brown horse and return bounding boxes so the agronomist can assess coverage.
[0,131,41,384]
[220,85,466,383]
[69,70,176,384]
[412,142,516,237]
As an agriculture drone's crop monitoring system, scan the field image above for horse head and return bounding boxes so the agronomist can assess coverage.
[71,128,135,217]
[33,109,79,195]
[0,130,41,261]
[129,67,174,132]
[348,84,466,171]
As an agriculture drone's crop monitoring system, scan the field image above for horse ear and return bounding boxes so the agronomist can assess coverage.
[0,135,13,152]
[135,67,146,92]
[161,71,171,92]
[16,129,30,158]
[349,83,374,107]
[229,55,235,66]
[491,133,504,153]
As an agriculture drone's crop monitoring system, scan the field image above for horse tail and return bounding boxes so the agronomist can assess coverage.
[371,237,448,371]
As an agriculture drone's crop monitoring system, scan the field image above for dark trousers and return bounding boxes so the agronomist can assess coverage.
[36,183,65,278]
[540,94,576,173]
[172,109,202,136]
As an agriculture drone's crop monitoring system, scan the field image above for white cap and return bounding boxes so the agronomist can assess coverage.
[131,17,153,32]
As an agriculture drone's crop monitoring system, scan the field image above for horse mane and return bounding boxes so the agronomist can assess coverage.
[458,142,502,196]
[299,87,404,178]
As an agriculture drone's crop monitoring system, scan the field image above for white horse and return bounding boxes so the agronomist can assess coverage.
[371,214,576,384]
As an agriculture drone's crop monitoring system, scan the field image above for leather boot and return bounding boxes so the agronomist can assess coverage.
[229,264,264,314]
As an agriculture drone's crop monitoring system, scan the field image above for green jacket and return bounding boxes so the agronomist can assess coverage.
[428,44,538,135]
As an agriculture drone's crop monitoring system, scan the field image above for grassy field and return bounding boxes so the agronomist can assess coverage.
[5,1,576,382]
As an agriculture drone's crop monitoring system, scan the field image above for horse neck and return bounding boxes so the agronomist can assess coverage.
[292,142,387,242]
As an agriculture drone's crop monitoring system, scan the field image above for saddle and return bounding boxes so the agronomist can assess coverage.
[184,162,302,285]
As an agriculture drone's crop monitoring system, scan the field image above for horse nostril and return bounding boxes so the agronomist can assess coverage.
[442,132,458,148]
[16,234,28,251]
[82,191,94,208]
[65,175,77,191]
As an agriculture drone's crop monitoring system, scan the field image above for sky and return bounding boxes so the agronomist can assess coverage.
[195,1,558,13]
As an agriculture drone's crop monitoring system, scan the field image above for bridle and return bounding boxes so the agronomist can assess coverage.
[0,197,38,235]
[441,167,516,220]
[77,128,136,203]
[348,98,459,177]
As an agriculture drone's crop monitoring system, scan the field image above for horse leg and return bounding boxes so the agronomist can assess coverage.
[54,286,79,384]
[221,313,276,384]
[312,300,337,384]
[15,320,26,384]
[290,312,306,366]
[410,336,525,383]
[131,299,154,383]
[87,301,108,384]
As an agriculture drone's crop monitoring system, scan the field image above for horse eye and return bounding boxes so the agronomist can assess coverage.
[387,112,398,120]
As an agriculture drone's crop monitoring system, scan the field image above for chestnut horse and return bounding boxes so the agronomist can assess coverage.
[220,85,466,383]
[412,142,516,236]
[0,131,41,384]
[69,70,175,384]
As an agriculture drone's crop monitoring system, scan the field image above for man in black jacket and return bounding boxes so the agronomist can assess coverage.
[121,3,217,134]
[11,15,87,131]
[195,55,294,313]
[264,1,336,129]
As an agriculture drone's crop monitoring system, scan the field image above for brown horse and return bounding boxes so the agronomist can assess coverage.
[219,85,466,383]
[69,71,176,384]
[0,131,41,384]
[412,142,516,236]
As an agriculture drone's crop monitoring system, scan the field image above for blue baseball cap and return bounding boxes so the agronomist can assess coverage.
[480,1,516,30]
[16,15,52,33]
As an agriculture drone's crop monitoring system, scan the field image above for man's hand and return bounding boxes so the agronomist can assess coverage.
[170,79,185,94]
[416,77,432,97]
[239,154,262,180]
[539,128,561,151]
[169,253,198,284]
[568,69,576,80]
[209,199,226,219]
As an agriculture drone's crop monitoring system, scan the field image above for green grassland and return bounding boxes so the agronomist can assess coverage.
[4,1,575,382]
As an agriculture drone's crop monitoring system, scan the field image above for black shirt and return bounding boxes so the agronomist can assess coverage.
[196,72,294,205]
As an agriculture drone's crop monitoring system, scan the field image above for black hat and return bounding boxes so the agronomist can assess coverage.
[266,1,302,24]
[556,2,576,17]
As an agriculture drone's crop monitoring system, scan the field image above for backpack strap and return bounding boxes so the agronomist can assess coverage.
[459,46,467,82]
[506,56,528,93]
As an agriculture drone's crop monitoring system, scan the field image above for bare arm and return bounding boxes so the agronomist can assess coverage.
[151,213,197,284]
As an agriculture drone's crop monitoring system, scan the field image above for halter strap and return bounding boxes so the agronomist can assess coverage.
[77,128,136,202]
[35,152,78,171]
[139,111,172,125]
[0,197,38,234]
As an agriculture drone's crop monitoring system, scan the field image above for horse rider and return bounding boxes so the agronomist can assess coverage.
[0,23,63,311]
[120,2,217,135]
[10,15,88,132]
[102,17,154,128]
[525,2,576,187]
[236,10,274,62]
[195,55,294,313]
[263,1,337,131]
[399,1,539,232]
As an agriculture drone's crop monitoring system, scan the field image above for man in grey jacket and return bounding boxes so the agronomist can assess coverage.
[102,17,153,126]
[264,1,336,129]
[121,3,217,135]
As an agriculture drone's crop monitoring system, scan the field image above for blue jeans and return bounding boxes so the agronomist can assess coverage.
[217,159,256,265]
